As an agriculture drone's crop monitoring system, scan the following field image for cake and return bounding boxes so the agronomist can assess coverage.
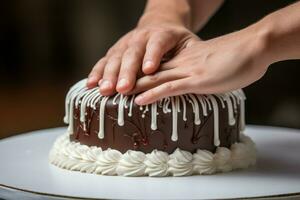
[49,79,256,176]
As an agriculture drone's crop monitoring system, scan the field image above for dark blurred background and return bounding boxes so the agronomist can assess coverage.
[1,0,299,139]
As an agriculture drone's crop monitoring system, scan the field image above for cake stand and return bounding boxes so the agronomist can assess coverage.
[0,125,300,200]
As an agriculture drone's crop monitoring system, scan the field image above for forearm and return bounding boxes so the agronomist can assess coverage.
[139,0,223,32]
[189,0,224,32]
[139,0,192,28]
[254,2,300,64]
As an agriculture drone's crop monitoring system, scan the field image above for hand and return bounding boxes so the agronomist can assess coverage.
[87,16,199,96]
[132,26,272,105]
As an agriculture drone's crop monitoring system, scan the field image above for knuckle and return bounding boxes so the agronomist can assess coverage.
[164,82,174,92]
[106,47,115,56]
[147,90,156,99]
[97,57,107,65]
[148,74,160,82]
[125,47,140,58]
[132,29,148,42]
[109,54,122,62]
[151,38,164,48]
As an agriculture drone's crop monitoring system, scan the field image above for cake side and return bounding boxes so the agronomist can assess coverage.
[65,79,245,154]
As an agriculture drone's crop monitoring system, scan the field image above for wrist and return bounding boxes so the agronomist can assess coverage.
[242,18,276,70]
[138,0,192,29]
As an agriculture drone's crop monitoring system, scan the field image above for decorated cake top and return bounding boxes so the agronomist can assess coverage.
[64,79,246,147]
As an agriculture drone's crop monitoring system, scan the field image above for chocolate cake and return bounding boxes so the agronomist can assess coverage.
[49,79,256,176]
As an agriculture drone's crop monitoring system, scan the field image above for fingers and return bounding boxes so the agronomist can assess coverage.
[99,56,122,95]
[116,40,146,94]
[128,68,186,95]
[142,33,176,74]
[87,33,131,90]
[87,58,107,88]
[134,78,192,105]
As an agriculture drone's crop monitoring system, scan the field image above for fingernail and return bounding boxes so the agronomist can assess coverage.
[98,79,102,86]
[143,60,154,70]
[135,95,144,105]
[117,78,128,90]
[100,80,112,91]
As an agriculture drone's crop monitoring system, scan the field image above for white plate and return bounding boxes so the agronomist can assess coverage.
[0,125,300,200]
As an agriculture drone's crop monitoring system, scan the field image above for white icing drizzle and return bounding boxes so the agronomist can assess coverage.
[158,99,164,108]
[80,88,98,129]
[171,97,178,141]
[216,95,225,109]
[117,94,125,126]
[208,95,220,146]
[197,95,208,117]
[163,97,171,113]
[176,96,181,112]
[64,79,246,146]
[75,89,89,108]
[236,90,246,131]
[229,92,238,111]
[187,94,201,125]
[64,79,87,123]
[67,86,87,134]
[222,94,236,126]
[89,89,101,109]
[179,95,187,121]
[123,96,129,109]
[151,102,157,130]
[98,96,109,139]
[128,95,135,117]
[142,105,149,118]
[204,96,212,111]
[112,93,121,105]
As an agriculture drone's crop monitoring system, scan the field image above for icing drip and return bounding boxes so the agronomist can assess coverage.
[187,94,201,125]
[112,93,120,105]
[117,94,125,126]
[89,89,101,109]
[222,94,236,126]
[67,86,87,134]
[98,96,109,139]
[64,79,87,124]
[151,102,157,130]
[197,95,208,117]
[142,105,149,118]
[80,88,99,130]
[163,97,171,113]
[171,97,178,141]
[128,95,135,117]
[64,79,246,146]
[208,95,220,146]
[179,96,187,121]
[237,90,246,132]
[229,92,238,111]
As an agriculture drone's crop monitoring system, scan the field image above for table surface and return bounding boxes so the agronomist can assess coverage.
[0,125,300,200]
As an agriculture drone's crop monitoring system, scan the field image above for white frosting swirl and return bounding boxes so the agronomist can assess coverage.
[144,150,169,177]
[95,149,122,175]
[49,132,256,177]
[193,149,216,174]
[116,150,146,176]
[168,148,194,176]
[231,134,257,169]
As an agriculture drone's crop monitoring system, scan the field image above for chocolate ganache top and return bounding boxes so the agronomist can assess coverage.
[64,79,246,154]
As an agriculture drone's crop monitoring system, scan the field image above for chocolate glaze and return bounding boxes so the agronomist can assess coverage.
[70,95,241,154]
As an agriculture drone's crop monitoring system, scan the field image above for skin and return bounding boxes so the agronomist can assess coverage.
[134,2,300,105]
[87,0,224,95]
[88,0,300,106]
